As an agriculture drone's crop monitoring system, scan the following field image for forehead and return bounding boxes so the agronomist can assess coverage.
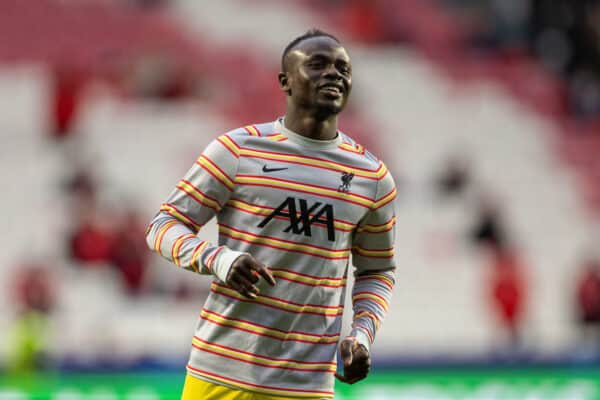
[290,36,351,63]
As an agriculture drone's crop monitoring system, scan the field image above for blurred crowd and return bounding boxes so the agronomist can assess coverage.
[445,0,600,120]
[434,156,600,355]
[4,0,600,375]
[309,0,600,120]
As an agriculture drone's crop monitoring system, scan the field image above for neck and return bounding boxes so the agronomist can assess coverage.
[283,107,338,140]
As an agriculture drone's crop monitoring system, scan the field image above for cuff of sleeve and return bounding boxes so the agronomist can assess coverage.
[211,248,248,283]
[349,329,372,353]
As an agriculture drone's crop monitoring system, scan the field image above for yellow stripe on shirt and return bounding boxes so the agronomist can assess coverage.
[196,155,234,190]
[171,233,196,266]
[234,175,374,208]
[199,308,340,344]
[226,199,355,232]
[218,224,350,260]
[238,148,386,179]
[357,216,396,233]
[153,220,179,253]
[191,337,336,372]
[211,283,344,317]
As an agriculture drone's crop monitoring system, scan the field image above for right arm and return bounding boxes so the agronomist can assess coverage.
[145,134,275,294]
[145,135,244,283]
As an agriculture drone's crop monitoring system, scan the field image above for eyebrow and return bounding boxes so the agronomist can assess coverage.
[305,52,350,64]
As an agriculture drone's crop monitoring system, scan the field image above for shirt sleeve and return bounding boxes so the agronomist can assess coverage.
[145,134,246,283]
[349,165,397,351]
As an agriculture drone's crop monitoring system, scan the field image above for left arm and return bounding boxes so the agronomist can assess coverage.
[336,166,397,384]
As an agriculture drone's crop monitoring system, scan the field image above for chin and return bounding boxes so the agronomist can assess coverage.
[315,101,345,118]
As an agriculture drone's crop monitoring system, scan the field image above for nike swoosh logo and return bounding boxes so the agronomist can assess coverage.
[262,165,288,173]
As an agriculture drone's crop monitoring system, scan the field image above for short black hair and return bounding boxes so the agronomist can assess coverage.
[281,29,340,71]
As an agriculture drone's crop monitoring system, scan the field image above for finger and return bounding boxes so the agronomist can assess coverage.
[235,274,260,297]
[227,278,243,292]
[237,266,259,284]
[334,373,362,385]
[343,368,369,383]
[345,374,366,384]
[237,286,257,299]
[250,262,276,286]
[352,347,370,364]
[345,377,362,385]
[340,340,354,367]
[229,275,257,299]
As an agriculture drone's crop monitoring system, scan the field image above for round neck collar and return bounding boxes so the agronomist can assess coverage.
[275,118,342,149]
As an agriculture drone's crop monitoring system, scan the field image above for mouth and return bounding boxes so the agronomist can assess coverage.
[318,83,344,98]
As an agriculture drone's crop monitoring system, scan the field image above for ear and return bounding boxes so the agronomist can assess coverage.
[278,72,291,95]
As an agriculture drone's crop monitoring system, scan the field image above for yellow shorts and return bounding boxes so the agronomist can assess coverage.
[181,374,328,400]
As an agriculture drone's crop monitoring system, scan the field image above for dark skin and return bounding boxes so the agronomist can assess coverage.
[226,35,369,385]
[279,36,352,140]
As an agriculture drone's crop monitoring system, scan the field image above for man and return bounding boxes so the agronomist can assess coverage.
[146,29,396,399]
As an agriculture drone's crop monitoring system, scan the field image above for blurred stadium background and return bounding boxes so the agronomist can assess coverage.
[1,0,600,398]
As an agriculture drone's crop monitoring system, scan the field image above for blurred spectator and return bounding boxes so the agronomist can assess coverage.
[49,66,86,140]
[438,0,600,119]
[569,68,600,119]
[531,0,600,117]
[469,196,507,250]
[129,53,192,101]
[110,208,150,296]
[445,0,531,51]
[68,200,115,266]
[7,264,56,373]
[63,163,98,205]
[488,0,531,51]
[575,257,600,346]
[13,264,56,315]
[343,0,384,43]
[488,246,527,350]
[435,154,472,199]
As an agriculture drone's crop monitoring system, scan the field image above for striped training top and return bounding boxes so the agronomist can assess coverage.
[146,118,396,398]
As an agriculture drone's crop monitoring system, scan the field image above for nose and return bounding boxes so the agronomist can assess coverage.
[323,64,342,80]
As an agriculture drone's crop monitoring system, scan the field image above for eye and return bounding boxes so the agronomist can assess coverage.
[308,61,325,69]
[336,62,351,75]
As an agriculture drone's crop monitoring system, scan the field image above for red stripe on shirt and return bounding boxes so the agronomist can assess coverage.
[272,275,346,289]
[192,345,335,373]
[201,309,340,338]
[238,147,383,174]
[199,310,339,345]
[240,153,381,181]
[268,268,345,282]
[195,158,233,192]
[205,246,224,272]
[210,287,343,317]
[193,337,336,366]
[352,290,389,305]
[186,365,335,395]
[160,203,203,230]
[213,282,342,310]
[216,136,240,158]
[355,275,394,291]
[226,202,352,232]
[353,326,374,343]
[234,181,371,209]
[219,232,349,260]
[228,197,355,227]
[237,175,375,203]
[220,224,350,253]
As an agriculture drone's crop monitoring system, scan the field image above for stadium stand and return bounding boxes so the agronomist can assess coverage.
[1,0,599,374]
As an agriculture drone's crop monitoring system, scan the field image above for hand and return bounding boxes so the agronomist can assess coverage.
[335,337,371,384]
[226,254,276,299]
